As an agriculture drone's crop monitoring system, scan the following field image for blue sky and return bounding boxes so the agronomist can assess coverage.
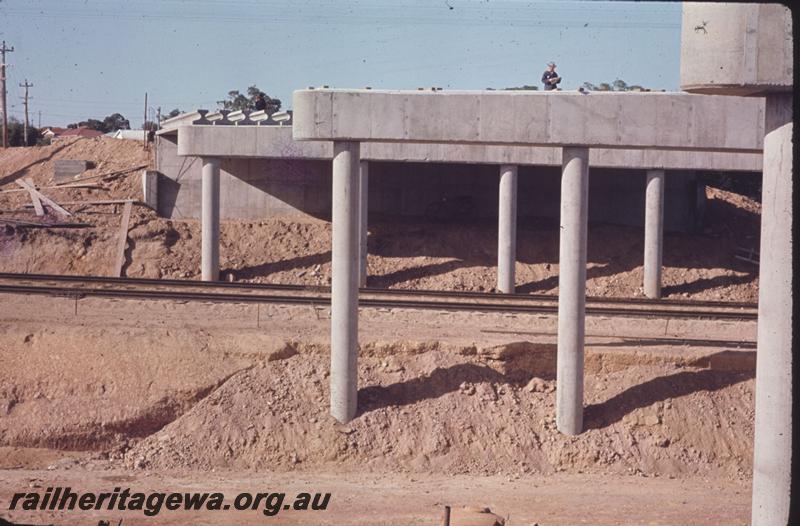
[0,0,682,127]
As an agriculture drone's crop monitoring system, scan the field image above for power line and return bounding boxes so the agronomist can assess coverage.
[0,6,680,29]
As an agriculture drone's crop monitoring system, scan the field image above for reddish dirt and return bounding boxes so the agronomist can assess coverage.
[0,314,755,478]
[0,469,751,525]
[0,313,755,524]
[0,140,761,524]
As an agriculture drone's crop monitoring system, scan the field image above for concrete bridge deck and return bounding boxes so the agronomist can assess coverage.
[166,122,763,172]
[292,89,765,153]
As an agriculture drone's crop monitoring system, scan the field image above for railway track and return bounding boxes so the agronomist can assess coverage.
[0,272,758,321]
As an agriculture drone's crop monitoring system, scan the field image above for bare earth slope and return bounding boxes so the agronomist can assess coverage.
[0,320,754,480]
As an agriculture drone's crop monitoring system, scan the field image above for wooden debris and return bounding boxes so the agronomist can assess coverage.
[23,199,141,208]
[14,179,72,217]
[112,200,133,277]
[52,182,105,190]
[0,218,91,228]
[54,164,147,185]
[27,187,44,216]
[0,183,105,194]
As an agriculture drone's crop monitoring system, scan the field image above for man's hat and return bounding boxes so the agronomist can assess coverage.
[547,61,556,67]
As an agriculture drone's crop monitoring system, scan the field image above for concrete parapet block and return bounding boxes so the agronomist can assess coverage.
[257,113,279,126]
[228,110,256,126]
[211,109,233,126]
[248,110,268,122]
[272,110,293,126]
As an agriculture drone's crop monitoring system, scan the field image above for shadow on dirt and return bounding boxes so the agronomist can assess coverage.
[584,366,753,430]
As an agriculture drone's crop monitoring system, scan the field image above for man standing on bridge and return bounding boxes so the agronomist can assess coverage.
[542,62,561,91]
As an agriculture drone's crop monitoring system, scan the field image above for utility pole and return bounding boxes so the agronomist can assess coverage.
[19,79,33,146]
[142,92,147,149]
[1,40,15,148]
[38,110,42,129]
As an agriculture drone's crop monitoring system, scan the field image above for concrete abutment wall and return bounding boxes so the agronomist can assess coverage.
[156,136,708,233]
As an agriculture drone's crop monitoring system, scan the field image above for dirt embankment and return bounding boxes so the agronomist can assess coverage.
[0,323,754,479]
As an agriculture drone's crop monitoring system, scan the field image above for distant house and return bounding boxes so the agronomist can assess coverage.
[106,129,146,140]
[41,127,67,140]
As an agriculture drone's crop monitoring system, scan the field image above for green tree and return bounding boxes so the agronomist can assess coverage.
[503,85,539,91]
[7,118,39,146]
[612,79,628,91]
[582,79,652,92]
[162,108,182,121]
[66,113,130,133]
[102,113,130,132]
[217,85,281,113]
[70,118,105,131]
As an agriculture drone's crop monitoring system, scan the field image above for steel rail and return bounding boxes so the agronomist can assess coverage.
[0,280,757,321]
[0,272,757,310]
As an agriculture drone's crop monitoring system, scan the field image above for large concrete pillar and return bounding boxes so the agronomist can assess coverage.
[751,94,793,526]
[497,164,518,294]
[331,141,361,423]
[359,160,369,288]
[556,147,589,435]
[200,157,220,281]
[643,169,665,299]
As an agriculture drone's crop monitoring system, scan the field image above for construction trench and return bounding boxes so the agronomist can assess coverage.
[0,3,794,525]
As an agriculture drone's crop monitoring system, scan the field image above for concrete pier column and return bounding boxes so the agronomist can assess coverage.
[497,164,518,293]
[643,169,665,299]
[751,94,793,526]
[359,160,369,288]
[200,157,220,281]
[556,147,589,435]
[331,141,361,423]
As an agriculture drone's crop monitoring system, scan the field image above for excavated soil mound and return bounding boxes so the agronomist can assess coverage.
[122,346,754,478]
[0,323,755,479]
